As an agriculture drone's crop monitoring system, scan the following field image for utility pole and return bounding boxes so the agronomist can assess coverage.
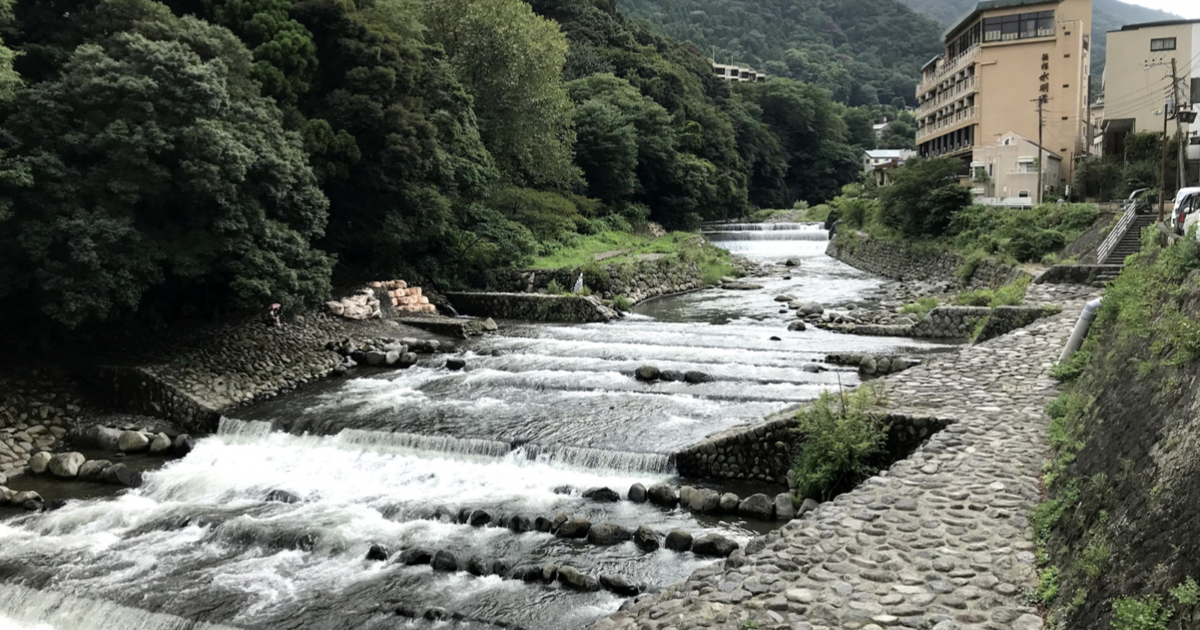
[1170,58,1186,190]
[1037,96,1046,205]
[1160,96,1170,222]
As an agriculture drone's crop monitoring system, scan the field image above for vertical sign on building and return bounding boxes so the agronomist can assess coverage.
[1037,53,1051,204]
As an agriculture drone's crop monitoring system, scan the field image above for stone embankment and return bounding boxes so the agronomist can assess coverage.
[825,354,923,377]
[445,292,620,323]
[594,284,1100,630]
[491,256,707,305]
[827,232,1027,289]
[0,374,87,482]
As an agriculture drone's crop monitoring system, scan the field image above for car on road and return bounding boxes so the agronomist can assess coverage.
[1180,192,1200,239]
[1173,187,1200,234]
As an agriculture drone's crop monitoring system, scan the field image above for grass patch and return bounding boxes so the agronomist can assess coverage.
[1051,349,1091,382]
[1111,595,1172,630]
[612,295,633,311]
[899,297,938,320]
[791,384,888,502]
[531,231,699,269]
[952,275,1031,308]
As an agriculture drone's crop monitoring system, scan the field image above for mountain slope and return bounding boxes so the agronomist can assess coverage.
[896,0,1180,80]
[615,0,945,107]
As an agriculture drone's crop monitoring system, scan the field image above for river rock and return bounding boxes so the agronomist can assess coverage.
[678,485,696,507]
[174,434,196,455]
[721,282,763,291]
[600,573,640,597]
[466,556,489,576]
[557,566,599,591]
[87,426,124,451]
[508,565,540,582]
[12,491,42,505]
[468,509,491,527]
[28,451,51,474]
[798,498,820,518]
[507,514,531,533]
[490,560,510,576]
[692,533,739,558]
[634,525,660,552]
[266,489,301,504]
[445,358,466,371]
[118,431,150,453]
[533,516,553,532]
[557,518,591,539]
[99,463,142,488]
[775,493,796,520]
[366,544,389,561]
[647,483,678,507]
[482,317,498,332]
[48,452,85,478]
[0,487,11,505]
[431,550,458,572]
[801,363,826,373]
[774,294,796,302]
[738,493,775,519]
[582,487,619,502]
[149,433,172,454]
[634,365,660,382]
[552,512,569,530]
[664,529,693,552]
[400,548,433,566]
[688,488,721,513]
[588,522,633,546]
[684,371,715,384]
[798,302,825,315]
[541,563,558,582]
[628,483,647,503]
[788,321,808,332]
[658,370,684,382]
[785,258,802,267]
[719,492,740,513]
[364,351,387,366]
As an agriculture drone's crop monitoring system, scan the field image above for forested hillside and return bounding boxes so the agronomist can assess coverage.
[616,0,945,107]
[0,0,862,343]
[896,0,1179,82]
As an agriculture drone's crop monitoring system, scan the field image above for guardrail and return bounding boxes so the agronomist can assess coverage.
[1096,202,1138,264]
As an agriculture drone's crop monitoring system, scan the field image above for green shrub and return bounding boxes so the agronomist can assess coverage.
[1111,595,1171,630]
[1051,350,1091,382]
[956,249,988,285]
[899,297,938,320]
[545,279,565,294]
[955,290,993,307]
[613,295,633,311]
[791,385,888,501]
[1008,228,1067,263]
[990,275,1031,307]
[802,204,832,222]
[1038,565,1061,604]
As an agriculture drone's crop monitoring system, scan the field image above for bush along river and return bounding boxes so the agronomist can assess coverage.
[0,224,957,630]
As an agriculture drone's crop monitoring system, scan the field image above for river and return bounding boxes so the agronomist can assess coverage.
[0,224,953,630]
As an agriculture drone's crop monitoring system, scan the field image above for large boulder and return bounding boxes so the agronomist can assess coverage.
[400,548,433,566]
[431,550,458,572]
[798,302,825,316]
[582,487,620,502]
[658,370,684,382]
[721,282,764,291]
[0,486,12,505]
[775,493,796,520]
[174,434,196,455]
[587,523,633,546]
[48,452,86,478]
[719,492,740,513]
[634,525,660,552]
[557,565,599,591]
[691,534,739,558]
[678,486,696,507]
[738,493,775,519]
[12,491,42,505]
[785,258,802,267]
[646,483,678,507]
[118,431,150,453]
[467,510,491,527]
[364,351,387,366]
[556,518,591,539]
[788,321,808,332]
[445,358,467,371]
[266,489,301,504]
[664,529,693,552]
[684,371,715,384]
[600,573,640,597]
[28,451,52,474]
[87,426,124,451]
[634,365,660,382]
[687,488,721,514]
[627,483,647,503]
[149,433,172,454]
[366,544,389,562]
[99,464,142,488]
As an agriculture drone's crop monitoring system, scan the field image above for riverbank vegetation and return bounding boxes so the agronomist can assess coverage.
[0,0,868,347]
[529,229,735,287]
[831,157,1100,266]
[1035,233,1200,628]
[790,384,888,502]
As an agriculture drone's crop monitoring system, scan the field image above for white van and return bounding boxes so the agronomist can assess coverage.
[1180,193,1200,239]
[1174,187,1200,234]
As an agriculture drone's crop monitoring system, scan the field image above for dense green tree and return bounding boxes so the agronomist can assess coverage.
[0,0,332,329]
[1073,156,1122,201]
[842,107,877,153]
[726,96,789,209]
[422,0,579,189]
[878,156,971,237]
[572,99,639,206]
[735,78,859,206]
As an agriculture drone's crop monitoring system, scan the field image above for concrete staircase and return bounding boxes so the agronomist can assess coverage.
[1102,214,1156,265]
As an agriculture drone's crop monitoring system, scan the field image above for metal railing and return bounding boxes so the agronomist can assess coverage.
[916,107,978,141]
[917,47,981,95]
[1096,201,1140,264]
[916,77,977,118]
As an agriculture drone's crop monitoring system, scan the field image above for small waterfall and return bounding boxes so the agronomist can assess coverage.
[216,417,275,438]
[336,429,512,458]
[704,230,829,242]
[0,583,241,630]
[702,222,823,231]
[517,444,676,474]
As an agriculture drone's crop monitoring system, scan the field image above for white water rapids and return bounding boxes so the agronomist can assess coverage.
[0,224,954,629]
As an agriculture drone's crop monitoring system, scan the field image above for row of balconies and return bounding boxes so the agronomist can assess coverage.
[917,46,981,96]
[916,76,977,117]
[916,106,978,141]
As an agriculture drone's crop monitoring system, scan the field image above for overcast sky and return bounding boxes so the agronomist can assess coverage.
[1120,0,1200,19]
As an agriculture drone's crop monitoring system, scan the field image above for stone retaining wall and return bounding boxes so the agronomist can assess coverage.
[490,256,704,305]
[827,232,1025,289]
[1035,264,1122,286]
[974,305,1061,343]
[909,306,992,338]
[89,367,223,435]
[673,410,950,484]
[445,292,619,323]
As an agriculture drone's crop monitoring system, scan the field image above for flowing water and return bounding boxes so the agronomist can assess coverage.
[0,225,954,630]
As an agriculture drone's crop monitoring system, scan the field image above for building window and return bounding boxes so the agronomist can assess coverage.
[984,11,1054,42]
[1019,191,1031,198]
[1192,78,1199,103]
[1151,37,1176,51]
[1019,161,1037,173]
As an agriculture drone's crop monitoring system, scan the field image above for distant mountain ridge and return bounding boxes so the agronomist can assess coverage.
[895,0,1181,79]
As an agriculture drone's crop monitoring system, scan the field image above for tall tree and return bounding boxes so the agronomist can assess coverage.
[0,0,332,329]
[422,0,578,189]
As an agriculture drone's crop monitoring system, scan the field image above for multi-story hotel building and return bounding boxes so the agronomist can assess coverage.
[915,0,1093,189]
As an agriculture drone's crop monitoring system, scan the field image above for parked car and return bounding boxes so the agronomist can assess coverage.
[1173,187,1200,234]
[1181,193,1200,239]
[1125,188,1153,215]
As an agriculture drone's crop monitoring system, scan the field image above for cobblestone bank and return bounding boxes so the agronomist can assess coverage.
[594,286,1099,630]
[827,233,1027,289]
[445,292,620,323]
[490,256,705,305]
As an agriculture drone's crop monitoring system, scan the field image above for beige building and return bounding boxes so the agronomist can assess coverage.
[915,0,1092,197]
[712,63,766,83]
[970,132,1064,206]
[1099,19,1199,159]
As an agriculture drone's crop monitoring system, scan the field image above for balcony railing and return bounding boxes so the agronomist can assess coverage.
[917,46,981,96]
[916,76,977,117]
[916,106,978,141]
